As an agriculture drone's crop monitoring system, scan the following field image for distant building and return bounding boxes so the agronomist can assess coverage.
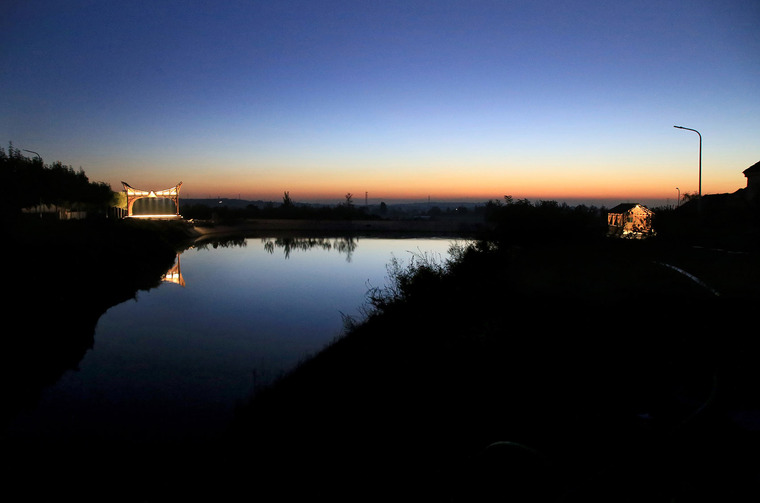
[607,203,654,238]
[742,160,760,201]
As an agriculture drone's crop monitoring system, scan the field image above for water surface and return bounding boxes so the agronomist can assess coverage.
[7,236,460,444]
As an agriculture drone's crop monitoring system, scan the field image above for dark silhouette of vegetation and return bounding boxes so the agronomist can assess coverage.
[280,190,295,215]
[652,194,760,252]
[1,142,114,225]
[221,196,760,503]
[181,194,377,222]
[482,195,607,245]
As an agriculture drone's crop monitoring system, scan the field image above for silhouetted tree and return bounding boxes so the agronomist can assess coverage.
[485,195,604,245]
[681,191,700,203]
[282,191,294,208]
[1,142,115,221]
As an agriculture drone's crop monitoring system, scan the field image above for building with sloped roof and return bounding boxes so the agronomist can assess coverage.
[607,203,654,238]
[742,160,760,200]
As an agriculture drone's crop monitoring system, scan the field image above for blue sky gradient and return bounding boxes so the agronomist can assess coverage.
[2,0,758,206]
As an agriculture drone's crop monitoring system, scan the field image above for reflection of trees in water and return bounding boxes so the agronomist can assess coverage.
[190,235,359,260]
[194,237,248,250]
[262,236,358,261]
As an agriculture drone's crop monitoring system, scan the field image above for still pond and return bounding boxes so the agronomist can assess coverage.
[5,235,462,446]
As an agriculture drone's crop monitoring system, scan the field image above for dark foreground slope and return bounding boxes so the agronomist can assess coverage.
[4,219,186,424]
[214,237,760,502]
[4,212,759,502]
[2,218,193,501]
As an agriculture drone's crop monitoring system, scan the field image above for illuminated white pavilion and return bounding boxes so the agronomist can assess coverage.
[122,181,183,218]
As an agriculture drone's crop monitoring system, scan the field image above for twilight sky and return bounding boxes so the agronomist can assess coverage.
[2,0,758,206]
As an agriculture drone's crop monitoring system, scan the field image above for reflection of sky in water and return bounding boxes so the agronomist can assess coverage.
[9,237,460,443]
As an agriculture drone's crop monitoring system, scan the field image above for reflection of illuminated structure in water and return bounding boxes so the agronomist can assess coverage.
[262,236,358,261]
[122,181,183,218]
[162,254,185,287]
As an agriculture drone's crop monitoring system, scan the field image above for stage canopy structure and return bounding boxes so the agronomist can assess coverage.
[122,181,183,218]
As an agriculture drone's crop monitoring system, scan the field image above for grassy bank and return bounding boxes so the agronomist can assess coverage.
[5,208,759,501]
[213,226,760,501]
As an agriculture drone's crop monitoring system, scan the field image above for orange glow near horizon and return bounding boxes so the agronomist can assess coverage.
[172,178,710,205]
[149,164,745,206]
[119,176,739,206]
[105,150,752,207]
[5,2,758,213]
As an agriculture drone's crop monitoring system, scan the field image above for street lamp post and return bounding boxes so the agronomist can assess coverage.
[676,187,680,208]
[673,126,702,200]
[22,149,42,162]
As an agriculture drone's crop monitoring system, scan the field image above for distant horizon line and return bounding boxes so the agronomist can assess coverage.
[178,194,680,208]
